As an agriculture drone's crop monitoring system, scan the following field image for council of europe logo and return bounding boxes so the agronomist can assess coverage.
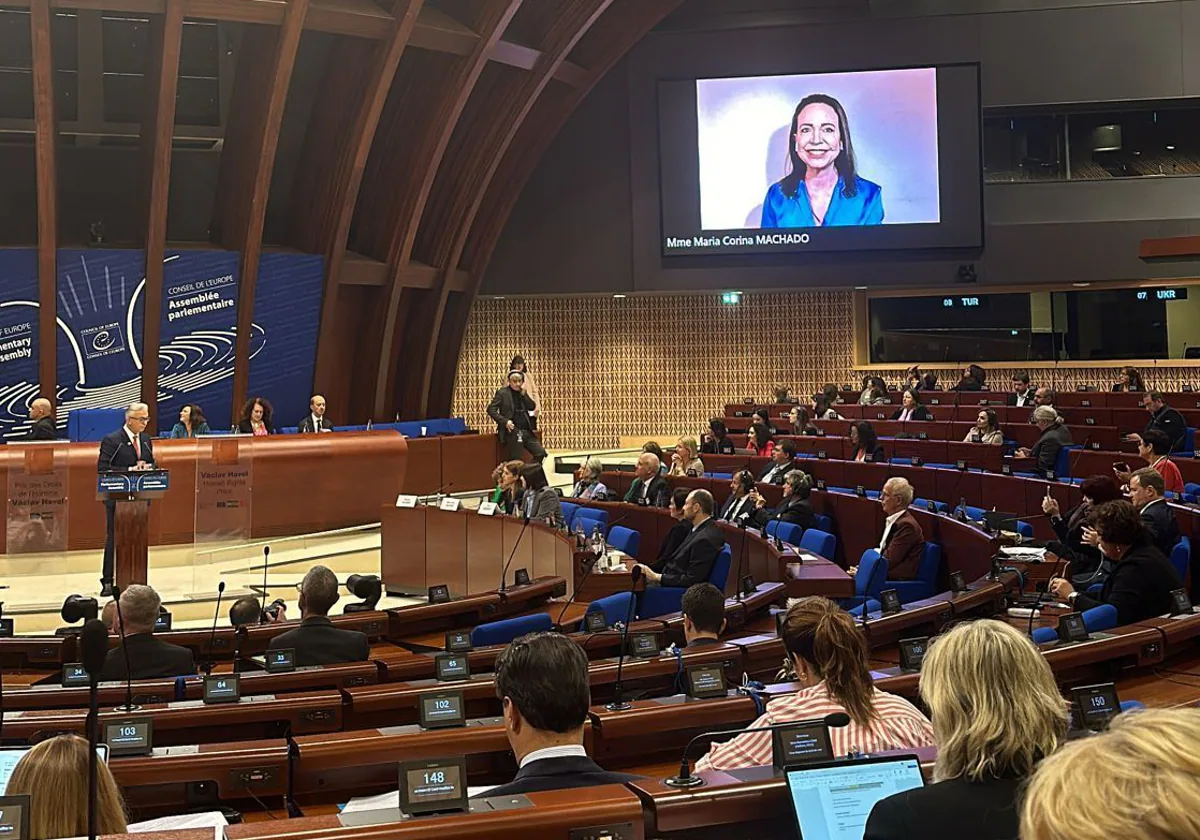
[81,323,126,359]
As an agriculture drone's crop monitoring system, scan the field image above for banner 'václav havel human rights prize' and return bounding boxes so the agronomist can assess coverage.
[0,249,322,439]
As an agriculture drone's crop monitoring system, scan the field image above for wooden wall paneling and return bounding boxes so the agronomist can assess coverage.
[349,0,524,422]
[428,0,687,419]
[138,3,186,418]
[30,0,57,404]
[404,0,617,419]
[287,0,424,425]
[209,0,311,424]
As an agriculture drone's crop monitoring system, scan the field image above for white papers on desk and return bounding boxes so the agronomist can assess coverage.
[340,786,497,818]
[127,811,227,840]
[999,546,1048,563]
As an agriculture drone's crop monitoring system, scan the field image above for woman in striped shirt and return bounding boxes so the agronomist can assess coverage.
[694,597,933,772]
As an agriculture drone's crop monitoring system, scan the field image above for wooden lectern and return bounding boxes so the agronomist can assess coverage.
[97,470,169,588]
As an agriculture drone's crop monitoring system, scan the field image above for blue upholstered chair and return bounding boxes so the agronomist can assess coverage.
[886,543,942,604]
[573,507,609,536]
[639,544,733,618]
[470,612,553,647]
[607,526,641,558]
[839,549,888,612]
[1170,537,1191,583]
[799,528,836,559]
[560,502,579,530]
[585,592,638,628]
[1031,604,1118,644]
[813,514,833,534]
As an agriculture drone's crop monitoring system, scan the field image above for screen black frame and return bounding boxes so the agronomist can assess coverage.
[0,795,30,840]
[418,690,467,730]
[265,648,296,673]
[898,637,929,672]
[1071,682,1121,731]
[773,722,834,770]
[434,652,471,682]
[203,673,241,704]
[582,611,608,633]
[686,662,727,699]
[445,630,473,653]
[61,663,89,687]
[104,718,153,757]
[398,757,469,816]
[879,589,902,616]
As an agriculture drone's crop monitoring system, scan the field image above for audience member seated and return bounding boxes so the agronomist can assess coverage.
[1116,428,1183,494]
[7,734,128,839]
[951,364,986,391]
[849,420,886,462]
[717,471,758,526]
[632,489,722,588]
[297,394,334,433]
[99,585,194,681]
[101,598,116,633]
[237,396,274,435]
[891,388,933,421]
[700,418,735,455]
[751,408,776,434]
[1021,708,1200,840]
[624,452,670,506]
[480,632,641,796]
[787,405,819,435]
[571,457,608,501]
[641,441,669,473]
[751,470,816,531]
[904,366,922,391]
[170,403,210,438]
[26,397,56,440]
[267,565,370,666]
[877,477,924,579]
[1128,467,1180,557]
[681,583,727,647]
[668,435,705,477]
[918,371,939,390]
[811,393,842,421]
[759,438,798,484]
[1016,407,1072,478]
[1042,475,1123,587]
[1034,387,1056,410]
[964,408,1004,444]
[494,459,526,514]
[1007,371,1037,407]
[1112,365,1146,392]
[864,620,1068,840]
[230,595,286,627]
[859,376,890,406]
[1129,390,1187,454]
[1049,500,1184,626]
[656,489,692,563]
[519,463,563,526]
[694,597,933,771]
[746,421,775,457]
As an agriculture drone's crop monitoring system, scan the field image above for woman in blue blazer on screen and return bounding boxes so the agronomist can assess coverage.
[761,94,883,229]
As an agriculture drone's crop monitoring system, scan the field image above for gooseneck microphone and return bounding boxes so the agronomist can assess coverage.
[498,512,532,596]
[80,618,109,840]
[664,712,851,788]
[203,581,226,675]
[110,587,140,712]
[259,545,270,625]
[604,566,644,712]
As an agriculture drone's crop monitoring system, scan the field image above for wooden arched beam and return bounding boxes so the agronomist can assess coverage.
[424,0,686,416]
[137,3,185,417]
[211,0,311,424]
[359,0,525,420]
[30,0,57,404]
[285,0,424,415]
[399,0,618,419]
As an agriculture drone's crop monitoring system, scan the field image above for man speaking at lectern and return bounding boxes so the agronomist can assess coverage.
[97,402,155,597]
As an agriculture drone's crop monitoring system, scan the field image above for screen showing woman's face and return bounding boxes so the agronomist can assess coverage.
[794,102,842,171]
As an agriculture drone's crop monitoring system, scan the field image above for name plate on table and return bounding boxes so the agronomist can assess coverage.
[439,497,461,512]
[395,494,418,508]
[477,501,498,516]
[97,470,169,495]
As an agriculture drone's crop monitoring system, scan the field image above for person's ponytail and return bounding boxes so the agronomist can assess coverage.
[782,598,878,727]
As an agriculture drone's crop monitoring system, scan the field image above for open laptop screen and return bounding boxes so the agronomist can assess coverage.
[785,755,924,840]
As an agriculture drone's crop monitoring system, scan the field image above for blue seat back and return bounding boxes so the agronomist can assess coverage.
[813,514,833,534]
[1170,536,1191,582]
[799,528,836,559]
[470,612,553,647]
[560,502,579,529]
[708,544,733,591]
[607,526,641,557]
[854,550,888,599]
[1055,445,1080,478]
[1185,427,1196,456]
[1031,626,1058,644]
[913,498,948,513]
[775,522,804,546]
[586,592,637,628]
[574,507,609,534]
[1082,604,1118,633]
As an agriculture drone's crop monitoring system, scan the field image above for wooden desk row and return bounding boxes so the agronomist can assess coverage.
[731,391,1197,415]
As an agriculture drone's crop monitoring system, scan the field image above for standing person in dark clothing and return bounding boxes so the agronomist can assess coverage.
[488,370,545,462]
[1127,391,1187,454]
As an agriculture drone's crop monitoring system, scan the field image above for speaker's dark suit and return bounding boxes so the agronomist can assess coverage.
[27,416,56,440]
[623,475,670,507]
[97,428,155,586]
[864,775,1022,840]
[297,415,335,433]
[751,496,815,531]
[1073,539,1184,626]
[1139,499,1180,562]
[475,756,641,798]
[487,385,545,461]
[99,632,195,681]
[717,494,755,524]
[266,616,370,666]
[649,517,723,588]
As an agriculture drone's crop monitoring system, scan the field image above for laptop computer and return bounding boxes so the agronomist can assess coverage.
[785,755,924,839]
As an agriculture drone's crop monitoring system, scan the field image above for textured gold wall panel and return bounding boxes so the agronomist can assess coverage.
[451,293,1200,450]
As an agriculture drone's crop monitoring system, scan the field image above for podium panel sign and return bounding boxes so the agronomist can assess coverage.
[195,437,253,542]
[7,444,69,554]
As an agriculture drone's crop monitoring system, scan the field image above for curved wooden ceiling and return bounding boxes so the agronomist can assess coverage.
[15,0,682,422]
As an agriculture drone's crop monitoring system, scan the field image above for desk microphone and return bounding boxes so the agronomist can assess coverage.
[428,482,455,505]
[81,618,108,840]
[1027,552,1068,639]
[497,513,532,597]
[202,581,226,675]
[664,712,851,788]
[110,587,140,712]
[605,566,643,712]
[1067,435,1092,480]
[259,546,270,625]
[232,625,249,674]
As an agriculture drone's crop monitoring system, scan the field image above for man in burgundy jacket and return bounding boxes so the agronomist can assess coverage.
[878,477,925,579]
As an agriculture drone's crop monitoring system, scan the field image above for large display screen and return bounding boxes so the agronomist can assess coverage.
[658,64,982,256]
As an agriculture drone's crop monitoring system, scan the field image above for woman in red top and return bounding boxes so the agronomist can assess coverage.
[746,421,775,457]
[1116,429,1183,495]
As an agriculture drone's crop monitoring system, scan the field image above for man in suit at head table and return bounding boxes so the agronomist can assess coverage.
[476,632,641,797]
[297,394,335,433]
[96,402,155,597]
[26,398,57,440]
[99,584,194,681]
[267,565,369,666]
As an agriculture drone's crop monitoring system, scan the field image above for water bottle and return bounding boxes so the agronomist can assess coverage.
[591,524,605,558]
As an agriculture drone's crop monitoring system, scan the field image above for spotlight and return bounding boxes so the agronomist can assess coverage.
[344,574,382,613]
[59,594,99,635]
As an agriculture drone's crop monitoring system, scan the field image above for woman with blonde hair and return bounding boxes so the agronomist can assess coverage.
[1021,707,1200,840]
[695,597,932,771]
[668,436,705,477]
[7,734,127,839]
[864,619,1068,840]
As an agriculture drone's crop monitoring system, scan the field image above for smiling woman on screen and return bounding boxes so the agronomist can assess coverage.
[761,94,884,229]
